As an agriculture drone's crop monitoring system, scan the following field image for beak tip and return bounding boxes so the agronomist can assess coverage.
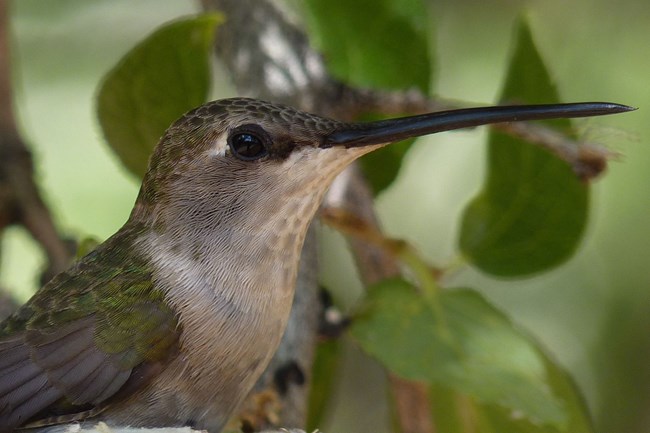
[603,102,637,113]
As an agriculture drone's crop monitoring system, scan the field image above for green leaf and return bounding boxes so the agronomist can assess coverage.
[303,0,433,194]
[303,0,431,90]
[426,358,594,433]
[429,382,565,433]
[97,15,221,178]
[307,340,342,431]
[541,355,594,433]
[429,374,593,433]
[458,18,589,277]
[351,279,580,429]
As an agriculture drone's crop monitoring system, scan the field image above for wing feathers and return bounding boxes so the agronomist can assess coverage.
[0,361,42,397]
[3,374,50,410]
[27,317,134,406]
[92,369,132,404]
[1,312,168,429]
[0,335,64,431]
[0,338,29,370]
[0,337,48,398]
[27,318,95,368]
[47,346,97,388]
[57,351,130,405]
[0,228,180,430]
[0,318,132,429]
[5,385,62,429]
[67,363,110,404]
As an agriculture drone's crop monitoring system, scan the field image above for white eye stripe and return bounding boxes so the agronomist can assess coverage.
[206,134,229,158]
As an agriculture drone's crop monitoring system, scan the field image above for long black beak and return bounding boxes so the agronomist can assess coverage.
[325,102,634,147]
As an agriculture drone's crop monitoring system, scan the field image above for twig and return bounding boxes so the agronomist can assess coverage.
[497,121,617,180]
[0,0,71,299]
[324,165,437,433]
[347,87,615,180]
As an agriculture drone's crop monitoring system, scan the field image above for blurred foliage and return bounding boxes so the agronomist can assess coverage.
[459,20,588,276]
[301,6,597,431]
[97,15,220,178]
[352,279,575,429]
[303,0,432,90]
[355,279,595,433]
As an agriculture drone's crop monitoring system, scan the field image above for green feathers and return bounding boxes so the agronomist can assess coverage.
[0,224,180,428]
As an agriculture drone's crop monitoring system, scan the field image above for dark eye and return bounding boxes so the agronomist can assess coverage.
[228,126,270,161]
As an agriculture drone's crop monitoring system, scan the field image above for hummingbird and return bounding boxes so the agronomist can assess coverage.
[0,97,632,432]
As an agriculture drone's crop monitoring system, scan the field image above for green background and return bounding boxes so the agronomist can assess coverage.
[2,1,648,432]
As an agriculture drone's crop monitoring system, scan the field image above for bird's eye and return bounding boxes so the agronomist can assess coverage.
[228,126,270,161]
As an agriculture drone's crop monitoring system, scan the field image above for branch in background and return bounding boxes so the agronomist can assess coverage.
[0,0,72,306]
[348,88,616,180]
[324,165,437,433]
[497,121,617,180]
[0,288,14,320]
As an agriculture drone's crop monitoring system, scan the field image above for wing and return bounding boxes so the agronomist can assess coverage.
[0,229,180,431]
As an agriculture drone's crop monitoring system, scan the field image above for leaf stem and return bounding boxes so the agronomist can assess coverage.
[321,207,450,334]
[390,240,438,298]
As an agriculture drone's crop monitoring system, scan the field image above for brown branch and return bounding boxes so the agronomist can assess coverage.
[496,121,617,180]
[324,165,437,433]
[0,287,15,320]
[0,0,71,295]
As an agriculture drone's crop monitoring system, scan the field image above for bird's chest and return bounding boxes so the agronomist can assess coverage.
[126,267,293,431]
[159,252,295,384]
[172,260,293,359]
[135,231,300,428]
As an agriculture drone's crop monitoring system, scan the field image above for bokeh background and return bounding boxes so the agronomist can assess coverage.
[2,1,648,432]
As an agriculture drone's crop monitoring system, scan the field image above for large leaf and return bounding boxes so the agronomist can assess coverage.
[303,0,433,194]
[350,278,594,430]
[428,359,594,433]
[458,19,589,277]
[97,15,221,178]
